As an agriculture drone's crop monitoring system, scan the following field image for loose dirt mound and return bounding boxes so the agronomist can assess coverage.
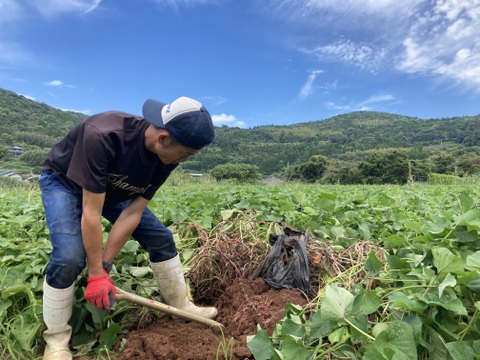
[115,278,308,360]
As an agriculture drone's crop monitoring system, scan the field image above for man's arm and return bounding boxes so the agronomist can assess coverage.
[82,189,107,277]
[102,196,150,264]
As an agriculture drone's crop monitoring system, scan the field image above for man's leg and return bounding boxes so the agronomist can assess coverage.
[103,203,217,319]
[39,171,86,360]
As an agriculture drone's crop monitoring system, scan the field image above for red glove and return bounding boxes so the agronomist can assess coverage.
[84,269,116,310]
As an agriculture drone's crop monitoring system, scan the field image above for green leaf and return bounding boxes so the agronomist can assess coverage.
[424,327,448,360]
[358,222,371,240]
[386,255,410,270]
[423,216,451,234]
[465,277,480,294]
[247,329,275,360]
[432,247,464,276]
[328,326,350,344]
[220,209,235,221]
[458,192,474,212]
[472,340,480,355]
[2,284,30,298]
[310,310,335,340]
[128,266,151,278]
[438,273,456,298]
[370,321,417,360]
[454,210,480,231]
[404,219,423,233]
[352,289,381,315]
[119,240,140,254]
[383,234,406,249]
[0,298,12,322]
[453,228,478,243]
[10,313,42,351]
[416,294,468,316]
[283,303,305,319]
[280,335,311,360]
[362,347,387,360]
[365,252,383,275]
[320,284,354,322]
[99,323,122,348]
[389,293,427,314]
[372,323,389,338]
[445,341,475,360]
[465,251,480,271]
[475,301,480,311]
[85,304,106,328]
[281,318,306,338]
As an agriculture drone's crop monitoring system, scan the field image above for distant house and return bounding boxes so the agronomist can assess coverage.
[7,146,24,157]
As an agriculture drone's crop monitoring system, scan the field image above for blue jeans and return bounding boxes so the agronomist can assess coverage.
[39,171,177,289]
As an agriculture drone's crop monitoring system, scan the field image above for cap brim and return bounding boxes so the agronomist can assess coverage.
[142,99,167,127]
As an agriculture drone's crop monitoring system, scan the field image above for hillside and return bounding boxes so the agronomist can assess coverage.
[185,111,480,175]
[0,88,85,172]
[1,87,479,176]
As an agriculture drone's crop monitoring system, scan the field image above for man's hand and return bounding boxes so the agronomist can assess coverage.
[84,269,116,310]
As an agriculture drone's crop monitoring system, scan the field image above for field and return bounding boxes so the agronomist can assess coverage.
[1,180,480,359]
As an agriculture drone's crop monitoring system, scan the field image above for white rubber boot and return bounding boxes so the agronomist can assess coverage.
[43,280,74,360]
[151,254,217,319]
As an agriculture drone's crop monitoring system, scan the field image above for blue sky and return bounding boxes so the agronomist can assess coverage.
[1,0,479,128]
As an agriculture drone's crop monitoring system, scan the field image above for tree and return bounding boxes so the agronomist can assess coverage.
[287,155,328,183]
[358,151,409,184]
[19,149,48,167]
[430,154,457,174]
[209,163,261,183]
[338,166,363,184]
[458,154,480,175]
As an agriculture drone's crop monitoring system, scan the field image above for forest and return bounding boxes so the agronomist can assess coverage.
[1,87,479,183]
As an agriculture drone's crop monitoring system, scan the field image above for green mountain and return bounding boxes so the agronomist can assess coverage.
[1,87,479,176]
[186,110,480,176]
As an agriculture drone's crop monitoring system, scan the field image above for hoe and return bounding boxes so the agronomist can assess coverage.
[115,287,225,331]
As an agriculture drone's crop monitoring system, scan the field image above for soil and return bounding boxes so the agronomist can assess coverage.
[104,278,308,360]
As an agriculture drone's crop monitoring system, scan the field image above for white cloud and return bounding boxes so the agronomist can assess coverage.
[299,69,323,99]
[212,113,245,127]
[46,80,63,86]
[1,1,101,67]
[325,93,395,113]
[300,40,387,73]
[33,0,101,17]
[266,0,423,27]
[357,94,396,111]
[359,94,395,107]
[271,0,480,90]
[396,1,480,88]
[152,0,221,14]
[202,95,227,106]
[325,102,351,111]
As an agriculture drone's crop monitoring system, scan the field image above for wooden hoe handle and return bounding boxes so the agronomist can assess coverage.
[115,286,225,331]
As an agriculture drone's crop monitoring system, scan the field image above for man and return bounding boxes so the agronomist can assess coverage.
[39,96,217,360]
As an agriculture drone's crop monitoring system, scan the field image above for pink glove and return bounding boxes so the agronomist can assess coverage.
[84,269,116,310]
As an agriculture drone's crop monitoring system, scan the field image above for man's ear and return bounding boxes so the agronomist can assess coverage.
[157,131,169,145]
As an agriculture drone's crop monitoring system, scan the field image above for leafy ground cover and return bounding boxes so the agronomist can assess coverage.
[1,182,480,359]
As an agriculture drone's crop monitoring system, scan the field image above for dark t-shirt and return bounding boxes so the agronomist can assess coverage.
[43,111,177,206]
